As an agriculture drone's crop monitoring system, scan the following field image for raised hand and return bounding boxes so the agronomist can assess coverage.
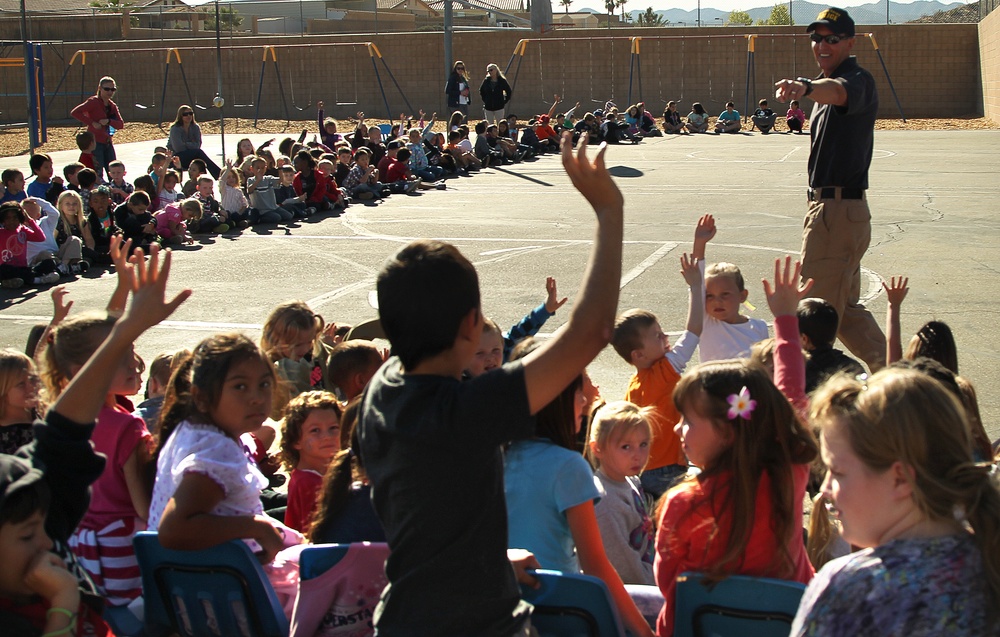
[560,131,622,216]
[317,100,324,109]
[51,286,73,324]
[679,252,701,287]
[883,276,909,307]
[762,256,814,317]
[694,214,716,244]
[119,245,191,336]
[544,276,568,313]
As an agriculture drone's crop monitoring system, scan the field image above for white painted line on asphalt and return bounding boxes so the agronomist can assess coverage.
[620,242,679,289]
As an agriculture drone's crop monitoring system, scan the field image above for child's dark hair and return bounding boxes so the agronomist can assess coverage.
[28,152,51,175]
[108,160,125,172]
[63,162,84,180]
[189,159,207,174]
[156,333,274,457]
[308,397,364,542]
[905,320,958,374]
[1,168,22,186]
[396,148,411,162]
[510,337,582,451]
[76,131,95,151]
[0,202,26,226]
[0,461,51,526]
[128,191,151,207]
[133,174,155,196]
[692,102,706,115]
[672,360,819,582]
[76,168,98,190]
[448,130,461,142]
[611,309,658,364]
[796,298,839,349]
[326,341,381,395]
[41,311,116,400]
[475,121,487,134]
[377,239,480,370]
[163,169,180,185]
[295,150,317,169]
[279,390,342,471]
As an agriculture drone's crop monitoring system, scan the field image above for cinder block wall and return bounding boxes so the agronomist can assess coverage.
[12,23,984,127]
[981,10,1000,121]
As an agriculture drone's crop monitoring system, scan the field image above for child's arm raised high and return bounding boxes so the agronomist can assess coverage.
[521,132,623,415]
[883,276,909,365]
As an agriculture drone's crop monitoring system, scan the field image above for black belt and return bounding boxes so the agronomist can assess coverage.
[808,187,866,202]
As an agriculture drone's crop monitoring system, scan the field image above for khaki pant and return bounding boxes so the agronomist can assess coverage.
[31,236,82,267]
[800,196,886,371]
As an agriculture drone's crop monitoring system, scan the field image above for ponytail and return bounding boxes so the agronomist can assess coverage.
[154,351,195,464]
[949,461,1000,607]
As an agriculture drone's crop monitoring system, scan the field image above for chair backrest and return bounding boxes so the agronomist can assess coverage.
[133,531,290,637]
[673,571,807,637]
[520,569,626,637]
[299,543,352,580]
[377,123,394,137]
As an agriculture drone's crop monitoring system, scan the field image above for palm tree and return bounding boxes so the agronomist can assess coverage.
[560,0,572,13]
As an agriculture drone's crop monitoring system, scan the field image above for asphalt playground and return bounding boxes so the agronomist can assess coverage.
[2,129,999,438]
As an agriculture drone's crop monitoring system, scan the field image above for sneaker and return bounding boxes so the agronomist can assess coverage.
[213,223,230,233]
[236,219,250,229]
[435,182,447,190]
[306,207,317,216]
[1,278,24,289]
[34,272,60,285]
[76,260,90,273]
[57,263,70,276]
[405,180,420,194]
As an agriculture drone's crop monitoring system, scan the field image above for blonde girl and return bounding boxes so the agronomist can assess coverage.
[261,300,333,417]
[0,349,42,455]
[587,401,656,585]
[655,360,818,636]
[793,369,1000,635]
[56,190,96,266]
[46,311,153,606]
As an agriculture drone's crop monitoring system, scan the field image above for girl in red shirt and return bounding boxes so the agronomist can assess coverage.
[654,360,819,636]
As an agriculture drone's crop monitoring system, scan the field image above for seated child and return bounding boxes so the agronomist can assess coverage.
[751,99,777,134]
[612,252,702,499]
[0,249,186,636]
[292,150,344,211]
[63,162,85,195]
[587,401,656,585]
[384,148,428,193]
[798,297,864,392]
[55,190,96,268]
[192,176,231,233]
[76,169,98,213]
[1,169,26,204]
[115,191,158,251]
[0,201,61,289]
[341,147,386,201]
[662,101,686,134]
[280,391,342,533]
[105,161,133,206]
[154,198,201,245]
[156,169,181,206]
[132,174,158,214]
[85,186,121,263]
[355,134,631,636]
[260,300,334,416]
[474,121,504,168]
[786,100,806,134]
[692,214,769,361]
[655,359,817,636]
[27,153,61,201]
[21,197,84,276]
[76,131,96,172]
[218,161,252,225]
[316,102,344,147]
[325,340,382,401]
[0,349,42,455]
[181,159,206,198]
[333,147,353,187]
[246,158,295,224]
[133,350,184,432]
[276,166,312,218]
[408,127,446,183]
[714,102,742,134]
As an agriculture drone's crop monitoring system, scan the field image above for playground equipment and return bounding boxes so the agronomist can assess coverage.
[0,42,46,148]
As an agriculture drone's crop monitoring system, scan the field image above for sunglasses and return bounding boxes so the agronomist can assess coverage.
[182,111,194,116]
[101,86,117,92]
[809,33,847,44]
[456,66,465,70]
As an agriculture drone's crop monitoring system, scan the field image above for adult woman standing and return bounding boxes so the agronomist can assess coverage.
[479,63,513,124]
[167,105,221,179]
[70,76,123,182]
[445,60,472,119]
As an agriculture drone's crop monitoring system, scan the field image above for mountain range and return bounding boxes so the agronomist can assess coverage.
[577,1,964,24]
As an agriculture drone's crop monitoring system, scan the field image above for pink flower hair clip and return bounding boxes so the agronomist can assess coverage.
[726,386,756,421]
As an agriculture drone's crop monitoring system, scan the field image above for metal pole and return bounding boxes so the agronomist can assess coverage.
[788,0,793,25]
[697,0,701,27]
[215,0,226,161]
[444,0,453,113]
[20,0,36,150]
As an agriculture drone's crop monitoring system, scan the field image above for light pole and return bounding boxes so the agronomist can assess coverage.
[697,0,701,26]
[214,0,226,161]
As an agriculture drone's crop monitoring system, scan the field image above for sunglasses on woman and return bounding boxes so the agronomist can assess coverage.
[809,33,847,44]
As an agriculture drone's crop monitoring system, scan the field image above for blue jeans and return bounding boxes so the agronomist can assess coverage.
[93,142,116,183]
[415,166,444,181]
[640,464,688,500]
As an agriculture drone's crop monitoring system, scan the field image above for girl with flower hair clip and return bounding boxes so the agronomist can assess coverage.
[653,356,819,636]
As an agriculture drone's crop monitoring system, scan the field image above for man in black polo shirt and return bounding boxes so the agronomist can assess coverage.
[775,7,886,371]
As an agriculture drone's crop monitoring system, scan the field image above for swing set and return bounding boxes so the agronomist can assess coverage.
[46,42,415,128]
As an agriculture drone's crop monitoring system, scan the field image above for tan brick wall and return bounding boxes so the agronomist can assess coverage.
[981,10,1000,121]
[9,23,983,127]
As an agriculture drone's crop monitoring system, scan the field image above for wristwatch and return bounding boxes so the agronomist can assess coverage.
[795,77,814,97]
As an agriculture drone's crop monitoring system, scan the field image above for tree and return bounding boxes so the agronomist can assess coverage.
[560,0,572,14]
[89,0,135,10]
[758,3,792,25]
[636,7,666,26]
[615,0,629,19]
[726,9,753,25]
[205,5,243,30]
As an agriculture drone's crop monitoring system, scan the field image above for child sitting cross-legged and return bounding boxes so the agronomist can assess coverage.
[0,244,189,637]
[611,252,703,499]
[280,391,342,533]
[217,162,252,228]
[246,157,295,225]
[0,201,61,289]
[693,214,769,361]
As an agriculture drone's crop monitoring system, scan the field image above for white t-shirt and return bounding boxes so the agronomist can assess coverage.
[458,81,469,105]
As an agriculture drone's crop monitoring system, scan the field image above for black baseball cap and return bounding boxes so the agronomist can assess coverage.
[386,140,403,150]
[0,455,44,516]
[807,7,855,37]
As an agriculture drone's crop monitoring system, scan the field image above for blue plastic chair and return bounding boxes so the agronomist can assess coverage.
[673,571,806,637]
[520,569,626,637]
[133,531,289,637]
[377,123,393,137]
